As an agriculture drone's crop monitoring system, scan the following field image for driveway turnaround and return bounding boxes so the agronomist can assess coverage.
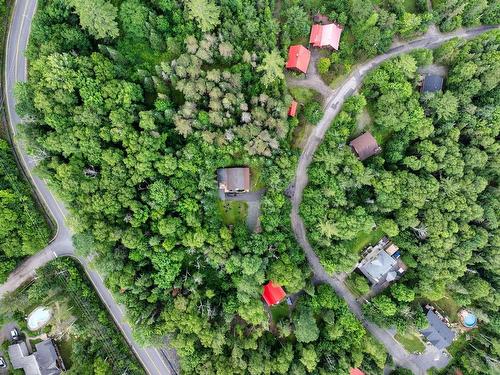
[2,1,179,374]
[289,25,498,375]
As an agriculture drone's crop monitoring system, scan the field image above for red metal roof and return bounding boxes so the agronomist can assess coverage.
[286,45,311,74]
[262,281,286,306]
[309,23,343,50]
[350,369,365,375]
[288,100,298,117]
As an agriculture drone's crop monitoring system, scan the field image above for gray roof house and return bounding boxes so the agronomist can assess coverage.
[358,248,397,284]
[8,339,64,375]
[421,310,455,350]
[357,237,406,287]
[217,167,250,193]
[421,74,444,93]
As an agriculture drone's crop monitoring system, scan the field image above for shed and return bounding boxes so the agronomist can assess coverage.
[349,132,381,161]
[286,45,311,74]
[288,100,298,117]
[385,244,399,256]
[217,167,250,193]
[309,23,343,50]
[421,74,444,93]
[262,281,286,306]
[421,310,455,350]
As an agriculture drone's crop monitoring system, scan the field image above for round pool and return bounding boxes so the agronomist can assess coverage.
[27,306,52,331]
[463,312,477,328]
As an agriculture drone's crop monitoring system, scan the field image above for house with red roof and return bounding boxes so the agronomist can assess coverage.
[309,23,343,50]
[350,369,365,375]
[288,100,298,117]
[262,281,286,306]
[286,45,311,74]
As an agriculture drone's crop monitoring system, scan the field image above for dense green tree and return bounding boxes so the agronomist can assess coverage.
[67,0,119,39]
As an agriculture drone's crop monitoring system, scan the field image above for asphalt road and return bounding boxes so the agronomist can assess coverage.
[289,25,499,375]
[2,1,497,374]
[1,1,178,374]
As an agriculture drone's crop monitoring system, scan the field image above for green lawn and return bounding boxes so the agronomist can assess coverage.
[270,303,289,323]
[404,0,417,13]
[218,201,248,225]
[432,294,460,322]
[57,337,74,369]
[345,228,385,254]
[289,87,317,104]
[250,165,265,191]
[292,123,314,149]
[395,331,426,353]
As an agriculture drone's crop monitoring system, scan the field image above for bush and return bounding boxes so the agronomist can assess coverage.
[317,57,331,74]
[304,101,324,125]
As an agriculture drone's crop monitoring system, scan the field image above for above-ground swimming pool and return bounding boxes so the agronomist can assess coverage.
[27,306,52,331]
[462,312,477,328]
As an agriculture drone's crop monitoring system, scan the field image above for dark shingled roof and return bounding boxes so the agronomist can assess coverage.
[422,74,444,93]
[421,310,455,350]
[349,132,381,161]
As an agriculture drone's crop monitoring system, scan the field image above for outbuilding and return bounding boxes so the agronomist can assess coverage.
[288,100,298,117]
[349,132,381,161]
[262,281,286,306]
[421,74,444,93]
[286,45,311,74]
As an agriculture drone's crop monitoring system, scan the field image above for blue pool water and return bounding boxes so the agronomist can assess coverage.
[463,313,477,327]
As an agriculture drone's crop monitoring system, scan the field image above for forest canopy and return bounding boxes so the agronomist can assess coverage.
[13,0,500,374]
[0,139,51,282]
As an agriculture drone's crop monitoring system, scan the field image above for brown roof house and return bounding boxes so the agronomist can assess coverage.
[217,167,250,194]
[349,132,381,161]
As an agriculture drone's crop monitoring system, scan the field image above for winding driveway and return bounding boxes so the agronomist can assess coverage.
[1,1,178,374]
[289,25,499,374]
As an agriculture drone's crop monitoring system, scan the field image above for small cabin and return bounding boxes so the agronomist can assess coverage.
[349,132,381,161]
[285,45,311,74]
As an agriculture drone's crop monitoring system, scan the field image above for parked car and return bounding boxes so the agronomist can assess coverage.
[0,356,6,368]
[10,328,19,341]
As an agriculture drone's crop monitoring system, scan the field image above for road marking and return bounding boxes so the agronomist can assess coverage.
[53,251,57,258]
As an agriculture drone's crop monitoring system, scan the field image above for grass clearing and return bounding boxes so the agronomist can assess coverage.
[345,228,385,254]
[218,201,248,225]
[270,303,289,322]
[404,0,417,13]
[433,294,460,322]
[289,87,317,104]
[395,331,426,353]
[250,165,265,191]
[292,123,314,149]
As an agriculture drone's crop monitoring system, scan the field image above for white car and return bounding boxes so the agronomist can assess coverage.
[10,328,19,341]
[0,357,6,368]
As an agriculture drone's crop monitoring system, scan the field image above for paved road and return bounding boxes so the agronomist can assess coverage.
[289,25,499,375]
[1,1,178,374]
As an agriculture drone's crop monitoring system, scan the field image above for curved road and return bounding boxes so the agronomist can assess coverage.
[289,25,499,374]
[1,1,178,374]
[1,1,498,374]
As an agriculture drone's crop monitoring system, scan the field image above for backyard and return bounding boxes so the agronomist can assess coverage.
[395,330,426,353]
[218,200,248,225]
[0,259,143,374]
